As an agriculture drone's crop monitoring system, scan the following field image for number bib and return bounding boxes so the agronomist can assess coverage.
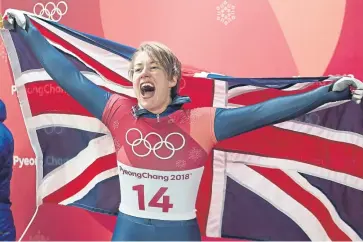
[117,162,204,220]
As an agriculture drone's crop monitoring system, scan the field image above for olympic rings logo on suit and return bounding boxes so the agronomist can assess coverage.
[125,128,185,160]
[33,1,68,22]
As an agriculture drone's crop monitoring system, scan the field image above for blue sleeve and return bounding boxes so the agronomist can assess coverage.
[16,17,110,120]
[214,85,351,141]
[0,124,14,205]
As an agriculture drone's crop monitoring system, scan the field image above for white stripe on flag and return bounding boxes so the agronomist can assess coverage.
[15,69,136,97]
[206,80,229,237]
[29,16,131,81]
[285,171,362,241]
[283,82,315,91]
[228,86,265,99]
[306,100,350,113]
[273,119,363,148]
[212,80,228,108]
[226,152,363,191]
[1,29,45,206]
[226,163,331,241]
[227,94,349,114]
[38,135,115,200]
[27,114,110,135]
[59,167,118,205]
[206,150,227,237]
[228,82,319,99]
[192,72,209,78]
[226,104,363,148]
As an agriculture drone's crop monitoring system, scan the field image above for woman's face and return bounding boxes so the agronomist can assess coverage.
[132,51,177,113]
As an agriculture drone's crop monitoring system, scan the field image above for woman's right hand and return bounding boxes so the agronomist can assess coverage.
[3,9,27,30]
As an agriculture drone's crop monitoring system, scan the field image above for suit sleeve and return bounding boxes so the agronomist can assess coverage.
[16,17,110,120]
[214,84,351,141]
[102,94,134,130]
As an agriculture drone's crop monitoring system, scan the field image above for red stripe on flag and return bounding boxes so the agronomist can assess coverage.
[25,81,134,116]
[216,126,363,178]
[30,19,132,87]
[196,154,213,236]
[229,82,332,105]
[250,166,351,241]
[25,81,93,117]
[43,153,117,203]
[178,75,216,109]
[24,76,213,116]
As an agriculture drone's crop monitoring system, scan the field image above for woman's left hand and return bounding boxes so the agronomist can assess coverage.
[330,75,363,104]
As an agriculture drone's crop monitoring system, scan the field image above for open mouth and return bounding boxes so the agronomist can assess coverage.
[140,82,156,98]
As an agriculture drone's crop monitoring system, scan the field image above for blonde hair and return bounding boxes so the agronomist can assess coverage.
[129,42,182,98]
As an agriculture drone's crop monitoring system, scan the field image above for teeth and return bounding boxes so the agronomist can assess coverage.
[141,82,154,88]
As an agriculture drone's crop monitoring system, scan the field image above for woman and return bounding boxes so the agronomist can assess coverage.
[3,9,363,241]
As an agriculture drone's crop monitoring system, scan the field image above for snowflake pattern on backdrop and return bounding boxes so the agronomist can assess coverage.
[28,230,50,241]
[216,0,236,25]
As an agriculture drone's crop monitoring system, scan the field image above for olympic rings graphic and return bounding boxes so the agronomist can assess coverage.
[33,1,68,22]
[125,128,185,160]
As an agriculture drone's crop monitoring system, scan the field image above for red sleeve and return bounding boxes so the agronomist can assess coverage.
[189,107,218,152]
[101,94,135,129]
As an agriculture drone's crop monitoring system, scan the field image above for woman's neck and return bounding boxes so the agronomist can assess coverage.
[139,96,172,115]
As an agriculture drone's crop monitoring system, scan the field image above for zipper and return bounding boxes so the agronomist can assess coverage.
[157,114,160,122]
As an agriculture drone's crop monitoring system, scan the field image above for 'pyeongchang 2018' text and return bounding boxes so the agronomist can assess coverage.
[119,166,191,182]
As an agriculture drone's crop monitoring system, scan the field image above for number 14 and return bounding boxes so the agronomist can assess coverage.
[132,185,173,212]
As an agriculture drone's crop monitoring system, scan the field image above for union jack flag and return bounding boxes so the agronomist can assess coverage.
[1,12,362,241]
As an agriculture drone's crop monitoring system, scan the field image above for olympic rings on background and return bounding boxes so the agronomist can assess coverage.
[33,1,68,22]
